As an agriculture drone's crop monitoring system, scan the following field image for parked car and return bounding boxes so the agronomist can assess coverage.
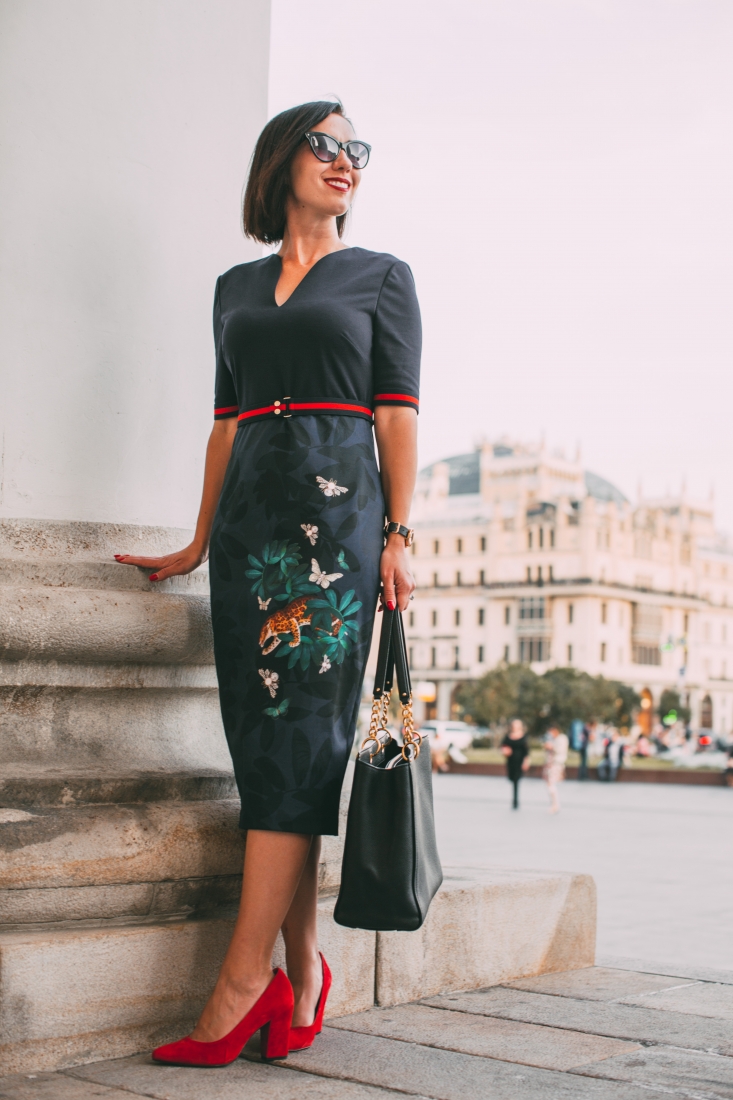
[418,721,483,763]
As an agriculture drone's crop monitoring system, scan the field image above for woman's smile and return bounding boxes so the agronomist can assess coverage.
[324,175,351,192]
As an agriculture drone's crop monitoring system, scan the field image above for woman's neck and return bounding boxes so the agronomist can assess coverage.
[278,211,346,267]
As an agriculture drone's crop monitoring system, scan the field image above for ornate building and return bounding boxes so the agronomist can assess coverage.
[408,440,733,732]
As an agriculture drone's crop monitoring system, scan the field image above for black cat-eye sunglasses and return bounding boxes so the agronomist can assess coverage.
[304,131,371,170]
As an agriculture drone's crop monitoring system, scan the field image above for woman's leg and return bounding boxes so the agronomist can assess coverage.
[512,776,520,809]
[546,774,559,813]
[191,829,312,1042]
[281,834,323,1026]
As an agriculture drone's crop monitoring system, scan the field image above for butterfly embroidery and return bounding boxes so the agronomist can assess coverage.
[263,698,290,718]
[301,523,319,545]
[316,476,348,497]
[319,655,331,674]
[258,668,279,698]
[258,596,272,610]
[309,559,343,589]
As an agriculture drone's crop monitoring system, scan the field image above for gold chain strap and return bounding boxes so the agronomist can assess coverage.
[360,691,393,759]
[400,695,422,761]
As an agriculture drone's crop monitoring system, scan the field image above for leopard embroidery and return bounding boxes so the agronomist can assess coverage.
[259,596,342,656]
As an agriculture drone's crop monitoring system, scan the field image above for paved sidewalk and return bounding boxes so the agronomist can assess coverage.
[3,963,733,1099]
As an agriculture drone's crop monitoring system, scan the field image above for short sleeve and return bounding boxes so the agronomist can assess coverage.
[213,278,239,419]
[372,261,421,412]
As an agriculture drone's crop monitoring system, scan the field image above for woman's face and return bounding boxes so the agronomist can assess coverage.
[288,113,361,221]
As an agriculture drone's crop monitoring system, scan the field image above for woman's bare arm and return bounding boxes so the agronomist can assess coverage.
[373,406,417,613]
[115,418,238,581]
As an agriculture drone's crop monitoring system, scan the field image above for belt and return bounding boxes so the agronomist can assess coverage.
[235,398,374,425]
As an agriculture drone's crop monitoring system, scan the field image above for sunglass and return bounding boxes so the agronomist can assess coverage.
[304,131,371,170]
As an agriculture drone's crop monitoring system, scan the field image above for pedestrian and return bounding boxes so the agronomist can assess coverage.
[543,725,569,814]
[115,101,420,1067]
[578,720,596,780]
[501,718,530,809]
[599,727,624,781]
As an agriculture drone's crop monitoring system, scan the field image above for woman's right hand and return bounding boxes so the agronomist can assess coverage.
[501,745,511,757]
[114,542,206,582]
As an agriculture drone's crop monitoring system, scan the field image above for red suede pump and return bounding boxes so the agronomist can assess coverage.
[288,953,332,1052]
[152,967,294,1067]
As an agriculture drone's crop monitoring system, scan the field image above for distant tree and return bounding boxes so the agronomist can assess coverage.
[658,687,691,725]
[456,664,640,736]
[454,664,546,732]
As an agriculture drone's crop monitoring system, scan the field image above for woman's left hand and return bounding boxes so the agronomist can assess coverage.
[379,536,415,612]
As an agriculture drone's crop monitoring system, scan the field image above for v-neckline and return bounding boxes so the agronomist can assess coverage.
[271,249,345,308]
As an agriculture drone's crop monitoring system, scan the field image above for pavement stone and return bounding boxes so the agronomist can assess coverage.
[0,1073,133,1099]
[328,1003,638,1071]
[618,981,733,1021]
[422,987,733,1055]
[506,966,693,1002]
[573,1045,733,1099]
[281,1024,665,1099]
[68,1053,407,1099]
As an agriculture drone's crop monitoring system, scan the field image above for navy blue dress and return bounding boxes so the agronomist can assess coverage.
[208,249,421,835]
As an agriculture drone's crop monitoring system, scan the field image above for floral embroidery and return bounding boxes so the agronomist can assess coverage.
[309,558,343,589]
[319,655,331,674]
[258,596,272,610]
[316,476,348,497]
[301,523,319,545]
[258,668,279,698]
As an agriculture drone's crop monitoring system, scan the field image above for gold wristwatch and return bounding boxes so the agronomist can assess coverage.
[384,520,414,547]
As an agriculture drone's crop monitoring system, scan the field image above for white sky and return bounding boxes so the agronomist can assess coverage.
[269,0,733,529]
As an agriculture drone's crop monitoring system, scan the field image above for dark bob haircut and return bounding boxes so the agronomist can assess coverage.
[243,100,349,245]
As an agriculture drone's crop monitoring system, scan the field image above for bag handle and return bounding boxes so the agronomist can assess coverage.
[362,607,421,762]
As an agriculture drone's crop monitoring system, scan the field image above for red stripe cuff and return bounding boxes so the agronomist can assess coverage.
[214,404,239,419]
[373,393,419,408]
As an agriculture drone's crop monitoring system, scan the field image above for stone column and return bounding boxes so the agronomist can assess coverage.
[0,1,294,1072]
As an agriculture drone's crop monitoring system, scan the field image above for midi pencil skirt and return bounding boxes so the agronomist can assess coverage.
[208,414,384,835]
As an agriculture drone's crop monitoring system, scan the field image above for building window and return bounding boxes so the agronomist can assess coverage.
[430,646,436,668]
[601,602,607,625]
[454,608,461,626]
[503,644,510,662]
[455,571,462,586]
[479,569,485,585]
[539,527,544,549]
[519,597,545,620]
[431,609,438,627]
[633,645,661,666]
[567,644,573,663]
[477,645,484,663]
[409,610,415,627]
[549,565,554,582]
[600,642,606,662]
[519,637,548,663]
[526,566,532,582]
[550,528,555,548]
[453,646,460,670]
[433,540,440,555]
[477,607,485,625]
[504,606,511,625]
[480,536,487,551]
[409,646,414,666]
[568,603,574,624]
[432,572,438,587]
[528,530,533,549]
[537,565,543,583]
[456,538,463,553]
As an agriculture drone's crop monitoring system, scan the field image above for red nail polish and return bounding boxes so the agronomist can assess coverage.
[114,554,123,560]
[149,574,159,582]
[387,601,396,611]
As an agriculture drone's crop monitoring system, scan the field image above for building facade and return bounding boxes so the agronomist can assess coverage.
[408,440,733,733]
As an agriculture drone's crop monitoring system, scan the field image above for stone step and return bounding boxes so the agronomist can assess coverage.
[0,869,596,1074]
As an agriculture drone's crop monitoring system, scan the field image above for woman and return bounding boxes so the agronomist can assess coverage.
[543,724,569,814]
[501,718,530,809]
[115,101,420,1066]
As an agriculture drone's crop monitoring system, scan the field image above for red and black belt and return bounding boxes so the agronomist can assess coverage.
[215,394,418,425]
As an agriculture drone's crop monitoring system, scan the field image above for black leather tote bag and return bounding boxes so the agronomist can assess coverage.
[334,608,443,931]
